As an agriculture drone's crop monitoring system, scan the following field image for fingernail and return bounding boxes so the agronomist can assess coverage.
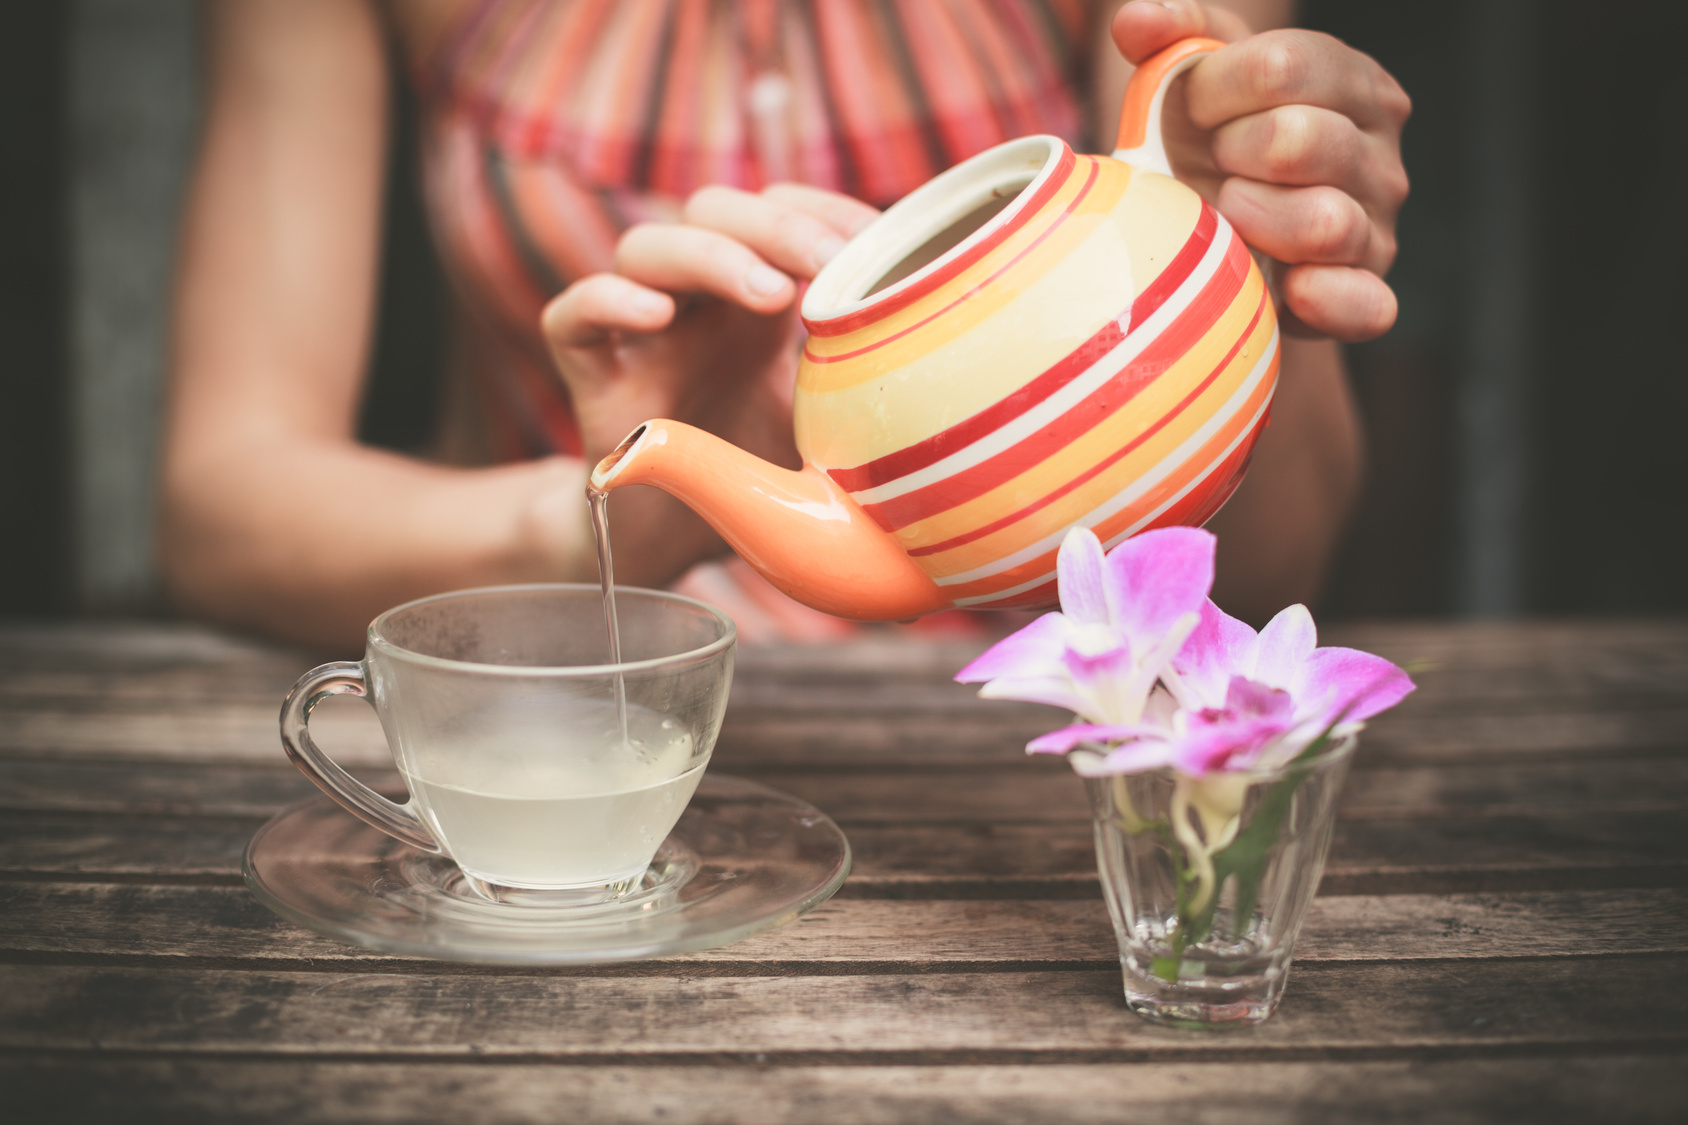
[747,263,789,297]
[631,292,668,317]
[813,234,847,268]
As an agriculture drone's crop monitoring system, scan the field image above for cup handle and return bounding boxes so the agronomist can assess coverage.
[279,661,440,853]
[1112,36,1226,177]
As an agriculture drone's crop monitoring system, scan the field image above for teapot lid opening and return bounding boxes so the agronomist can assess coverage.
[801,136,1069,330]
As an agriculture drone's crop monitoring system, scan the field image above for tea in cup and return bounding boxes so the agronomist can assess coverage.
[279,584,735,902]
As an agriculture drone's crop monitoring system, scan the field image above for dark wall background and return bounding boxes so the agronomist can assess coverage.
[1309,0,1688,614]
[4,2,1685,622]
[1305,0,1461,618]
[1527,2,1688,611]
[1310,0,1688,617]
[0,7,72,617]
[357,70,447,456]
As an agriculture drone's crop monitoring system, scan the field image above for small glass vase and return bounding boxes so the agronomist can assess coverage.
[1086,734,1355,1028]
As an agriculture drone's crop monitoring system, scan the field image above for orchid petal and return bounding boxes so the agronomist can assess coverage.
[1223,675,1295,722]
[954,612,1069,683]
[1055,527,1110,626]
[1141,684,1181,727]
[1254,603,1318,690]
[1172,599,1258,708]
[1026,722,1163,755]
[1174,730,1252,775]
[1061,642,1134,695]
[1106,527,1217,640]
[1174,715,1292,775]
[1293,647,1416,725]
[1071,740,1182,777]
[976,674,1094,718]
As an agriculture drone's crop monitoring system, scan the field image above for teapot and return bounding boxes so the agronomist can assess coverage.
[590,37,1278,621]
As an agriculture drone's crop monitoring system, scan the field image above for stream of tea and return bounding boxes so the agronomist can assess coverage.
[586,486,629,746]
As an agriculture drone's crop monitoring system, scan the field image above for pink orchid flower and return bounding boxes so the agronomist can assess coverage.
[1031,600,1414,777]
[1030,677,1298,777]
[1169,599,1414,758]
[954,526,1216,726]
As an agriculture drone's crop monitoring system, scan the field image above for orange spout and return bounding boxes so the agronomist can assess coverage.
[590,420,949,621]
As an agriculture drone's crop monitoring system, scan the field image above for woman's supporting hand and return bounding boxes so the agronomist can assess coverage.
[536,181,884,594]
[1111,0,1411,342]
[540,184,879,475]
[537,184,879,589]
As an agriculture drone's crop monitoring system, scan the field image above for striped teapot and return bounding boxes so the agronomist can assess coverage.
[591,38,1279,621]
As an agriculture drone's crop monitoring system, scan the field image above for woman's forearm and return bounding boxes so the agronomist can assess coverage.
[158,431,736,651]
[158,438,595,651]
[1206,336,1362,622]
[165,0,726,650]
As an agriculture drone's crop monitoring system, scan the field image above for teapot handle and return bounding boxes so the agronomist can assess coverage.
[1112,37,1226,177]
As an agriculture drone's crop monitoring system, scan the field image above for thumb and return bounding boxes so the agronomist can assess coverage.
[1110,1,1250,65]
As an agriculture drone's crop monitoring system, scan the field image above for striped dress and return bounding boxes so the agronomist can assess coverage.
[414,0,1093,636]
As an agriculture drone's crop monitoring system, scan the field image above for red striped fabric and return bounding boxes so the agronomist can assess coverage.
[423,0,1085,203]
[417,0,1088,459]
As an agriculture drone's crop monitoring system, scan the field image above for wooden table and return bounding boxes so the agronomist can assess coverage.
[2,619,1685,1122]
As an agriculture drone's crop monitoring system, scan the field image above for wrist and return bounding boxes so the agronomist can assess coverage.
[511,456,597,583]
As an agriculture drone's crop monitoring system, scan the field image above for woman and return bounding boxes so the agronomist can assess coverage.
[161,0,1409,649]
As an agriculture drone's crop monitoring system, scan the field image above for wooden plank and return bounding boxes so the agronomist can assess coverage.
[0,816,254,880]
[837,815,1688,896]
[5,617,1683,665]
[4,956,1685,1058]
[2,884,1684,968]
[0,760,327,819]
[0,621,310,670]
[715,708,1688,767]
[4,621,1687,768]
[5,1056,1683,1125]
[6,756,1687,823]
[4,696,1685,766]
[0,697,393,765]
[4,807,1685,895]
[9,618,1688,697]
[3,615,1685,767]
[22,651,1684,719]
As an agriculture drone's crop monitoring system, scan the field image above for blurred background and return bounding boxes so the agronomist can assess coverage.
[4,0,1685,627]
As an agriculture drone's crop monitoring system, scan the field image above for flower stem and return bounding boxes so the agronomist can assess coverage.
[1170,777,1217,917]
[1152,821,1191,982]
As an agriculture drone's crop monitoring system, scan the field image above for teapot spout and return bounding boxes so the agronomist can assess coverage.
[590,421,948,622]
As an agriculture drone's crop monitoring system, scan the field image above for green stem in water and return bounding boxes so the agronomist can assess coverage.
[1197,727,1342,944]
[1115,780,1190,982]
[1156,725,1347,972]
[1150,818,1191,982]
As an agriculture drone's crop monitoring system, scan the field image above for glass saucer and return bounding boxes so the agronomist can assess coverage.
[244,773,851,965]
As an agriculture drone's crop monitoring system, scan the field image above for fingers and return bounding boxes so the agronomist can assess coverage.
[1211,104,1409,223]
[614,221,797,314]
[1106,12,1411,344]
[760,183,881,238]
[683,185,851,279]
[552,185,877,363]
[1279,263,1398,343]
[1217,179,1394,276]
[541,273,675,351]
[1110,0,1249,65]
[1184,30,1411,136]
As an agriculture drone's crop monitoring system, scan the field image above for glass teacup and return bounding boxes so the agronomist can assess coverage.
[279,584,735,904]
